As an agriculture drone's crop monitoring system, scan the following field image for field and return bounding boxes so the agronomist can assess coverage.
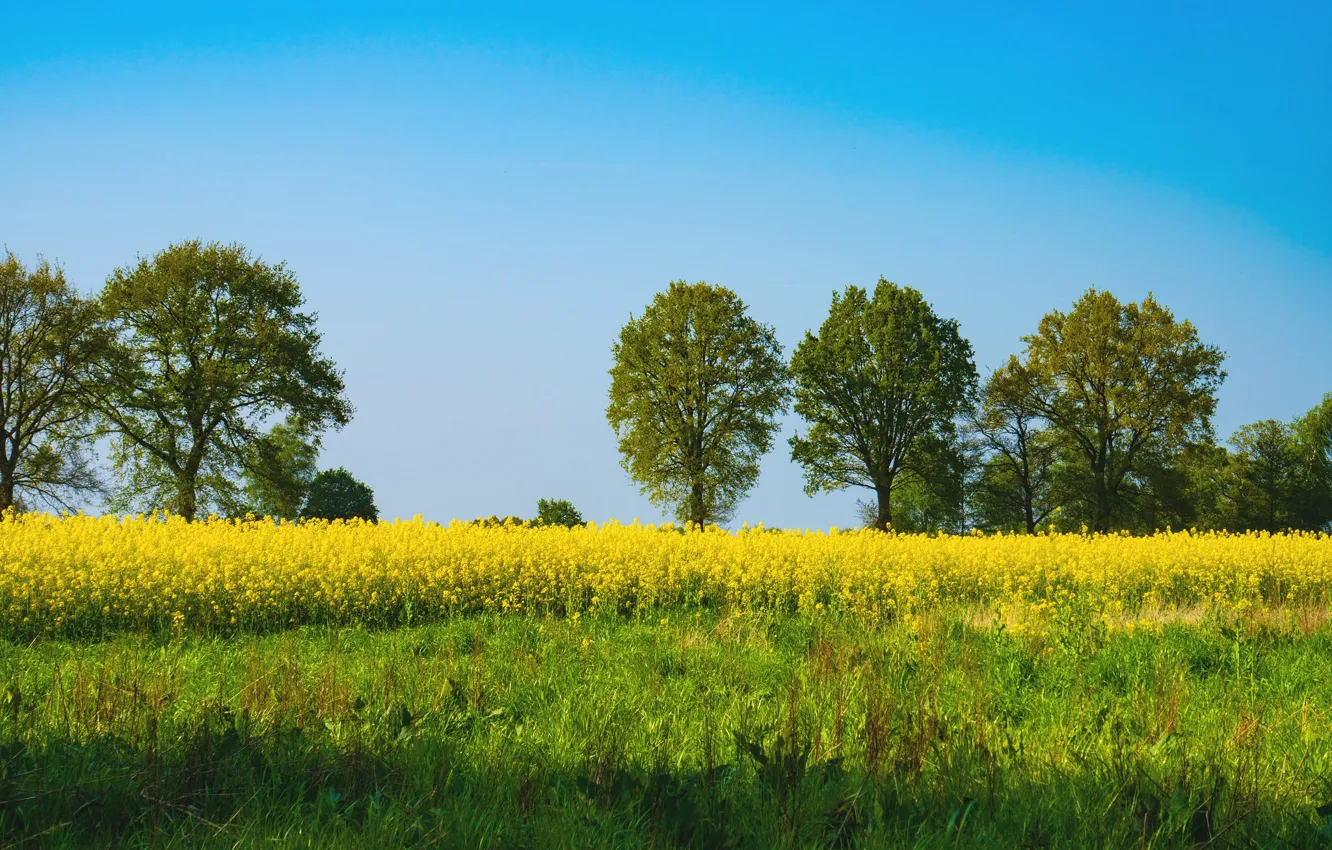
[3,517,1332,847]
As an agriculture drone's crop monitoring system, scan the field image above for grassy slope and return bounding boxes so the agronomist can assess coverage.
[2,611,1332,847]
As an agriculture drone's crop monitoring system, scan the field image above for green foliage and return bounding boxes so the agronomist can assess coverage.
[966,361,1060,533]
[1292,393,1332,530]
[472,515,529,527]
[1015,289,1226,532]
[301,467,378,522]
[0,250,107,510]
[882,432,970,533]
[790,280,977,530]
[969,454,1037,532]
[1219,394,1332,532]
[92,241,352,520]
[241,418,320,520]
[1130,442,1232,532]
[4,612,1332,846]
[536,497,583,527]
[1228,419,1304,531]
[607,281,789,527]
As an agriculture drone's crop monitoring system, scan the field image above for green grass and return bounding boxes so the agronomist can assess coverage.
[3,610,1332,847]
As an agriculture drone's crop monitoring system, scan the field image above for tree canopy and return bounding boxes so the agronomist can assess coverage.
[91,241,352,520]
[789,280,976,530]
[1013,289,1225,532]
[607,281,789,527]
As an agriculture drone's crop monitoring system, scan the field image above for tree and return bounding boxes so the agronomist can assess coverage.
[1226,420,1302,531]
[1292,393,1332,530]
[536,497,584,528]
[240,418,319,519]
[1221,395,1332,532]
[1015,289,1225,532]
[1128,441,1229,533]
[91,241,352,520]
[0,249,108,511]
[1180,442,1237,531]
[301,467,378,522]
[607,281,788,527]
[789,280,977,530]
[965,360,1058,533]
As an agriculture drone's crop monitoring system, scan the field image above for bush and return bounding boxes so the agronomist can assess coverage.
[300,468,378,522]
[536,498,583,528]
[472,515,529,528]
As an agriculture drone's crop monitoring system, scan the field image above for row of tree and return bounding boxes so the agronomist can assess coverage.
[607,280,1332,533]
[7,238,1324,533]
[0,242,377,521]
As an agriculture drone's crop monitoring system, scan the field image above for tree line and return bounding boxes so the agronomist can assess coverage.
[0,242,377,522]
[608,280,1332,533]
[6,239,1325,533]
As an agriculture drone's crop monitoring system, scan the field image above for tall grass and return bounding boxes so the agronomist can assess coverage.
[3,607,1332,847]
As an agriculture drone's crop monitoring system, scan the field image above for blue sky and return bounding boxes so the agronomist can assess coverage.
[3,1,1329,527]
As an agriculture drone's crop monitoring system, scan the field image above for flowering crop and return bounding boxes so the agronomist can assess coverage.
[1,513,1329,638]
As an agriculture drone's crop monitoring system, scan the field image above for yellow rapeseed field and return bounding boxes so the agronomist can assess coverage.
[1,513,1329,637]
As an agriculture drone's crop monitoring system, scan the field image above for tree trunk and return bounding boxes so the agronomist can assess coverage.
[1090,451,1112,533]
[688,481,706,529]
[175,471,198,521]
[1021,454,1038,534]
[1093,481,1112,533]
[0,465,14,514]
[874,481,893,531]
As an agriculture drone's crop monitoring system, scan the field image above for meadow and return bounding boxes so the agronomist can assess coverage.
[3,516,1332,847]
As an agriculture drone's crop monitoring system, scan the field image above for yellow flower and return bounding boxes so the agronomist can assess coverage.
[0,513,1325,637]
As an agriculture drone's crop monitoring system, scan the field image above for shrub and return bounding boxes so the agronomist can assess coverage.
[300,468,378,522]
[536,498,583,528]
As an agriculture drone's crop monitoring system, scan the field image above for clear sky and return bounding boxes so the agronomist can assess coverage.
[3,1,1330,527]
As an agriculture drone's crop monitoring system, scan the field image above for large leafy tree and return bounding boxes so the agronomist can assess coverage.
[92,241,352,520]
[789,280,977,530]
[1015,289,1225,532]
[607,281,788,527]
[0,250,108,511]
